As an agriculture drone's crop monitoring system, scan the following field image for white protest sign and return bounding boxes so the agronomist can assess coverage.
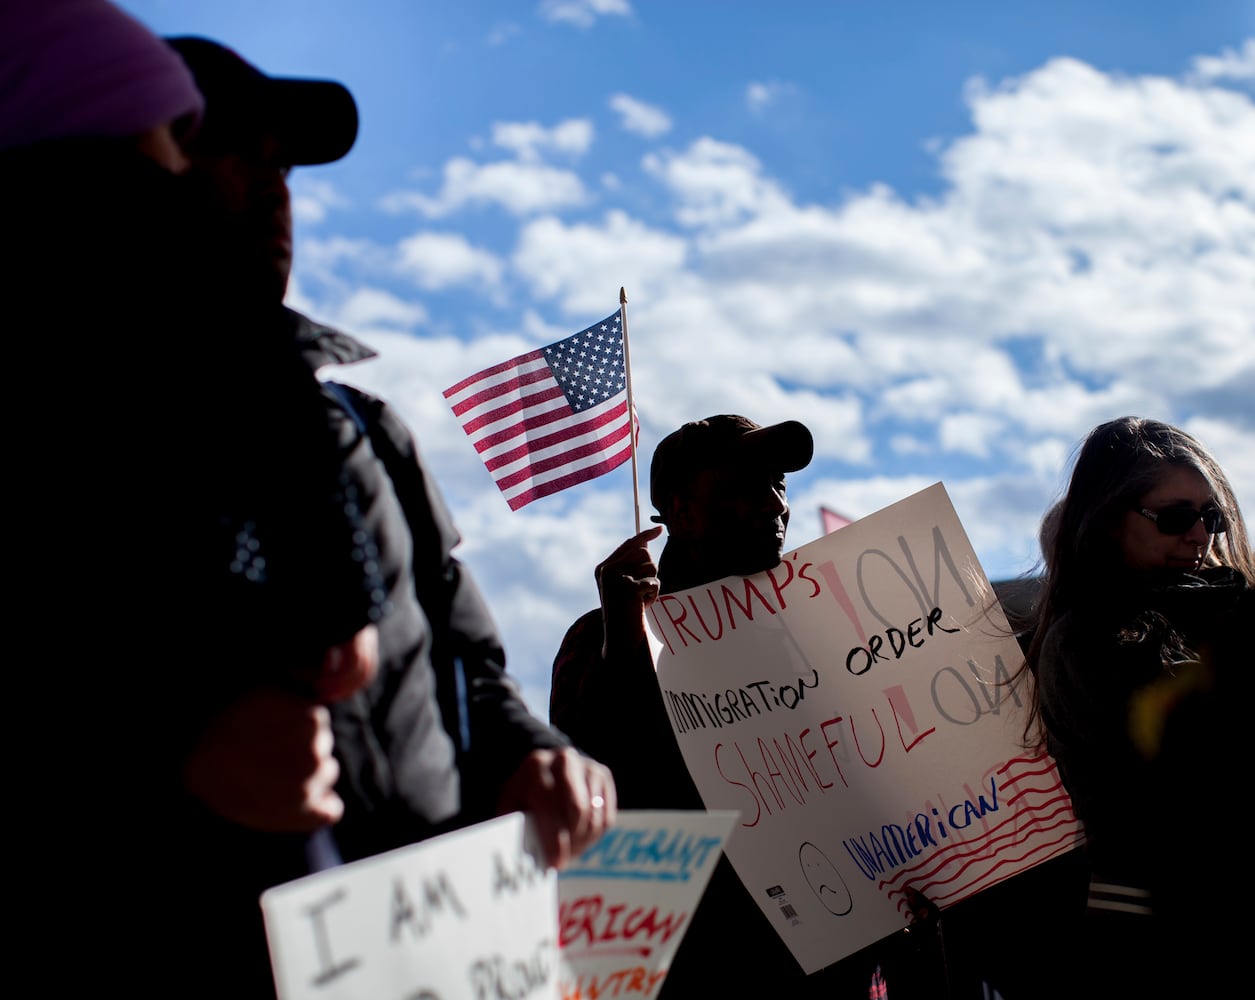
[646,482,1084,974]
[262,812,557,1000]
[555,810,737,1000]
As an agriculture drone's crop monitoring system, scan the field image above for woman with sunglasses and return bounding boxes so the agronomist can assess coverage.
[1021,415,1252,995]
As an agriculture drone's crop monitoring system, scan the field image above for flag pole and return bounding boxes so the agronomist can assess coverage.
[619,286,642,534]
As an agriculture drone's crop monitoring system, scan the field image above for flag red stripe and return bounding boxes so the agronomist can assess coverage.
[483,400,630,472]
[448,364,554,418]
[494,418,632,491]
[463,383,567,440]
[443,348,544,398]
[505,445,634,511]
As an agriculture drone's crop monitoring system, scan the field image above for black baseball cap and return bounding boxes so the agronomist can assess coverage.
[166,36,358,166]
[649,415,814,524]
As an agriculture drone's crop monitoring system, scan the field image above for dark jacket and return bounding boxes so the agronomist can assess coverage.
[1037,566,1250,891]
[9,137,565,995]
[296,311,569,852]
[1035,565,1251,992]
[173,311,575,995]
[9,141,390,997]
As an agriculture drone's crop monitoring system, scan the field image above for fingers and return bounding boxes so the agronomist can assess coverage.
[496,748,617,871]
[182,687,344,833]
[628,575,662,605]
[606,525,664,563]
[304,624,381,704]
[595,527,663,595]
[566,748,616,862]
[304,705,344,828]
[597,528,664,652]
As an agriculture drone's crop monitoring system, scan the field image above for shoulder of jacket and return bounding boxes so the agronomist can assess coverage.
[289,308,379,368]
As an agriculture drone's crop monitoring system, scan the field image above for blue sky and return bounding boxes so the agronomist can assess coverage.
[123,0,1255,715]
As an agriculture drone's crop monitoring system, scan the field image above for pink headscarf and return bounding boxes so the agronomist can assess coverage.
[0,0,204,152]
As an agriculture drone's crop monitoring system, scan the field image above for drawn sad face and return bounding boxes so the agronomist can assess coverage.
[799,842,853,916]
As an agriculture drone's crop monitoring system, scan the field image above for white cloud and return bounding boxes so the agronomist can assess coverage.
[290,177,350,225]
[745,80,796,114]
[336,287,428,332]
[538,0,632,29]
[291,234,394,303]
[1180,415,1255,514]
[791,474,939,544]
[938,412,1005,458]
[1190,38,1255,84]
[510,209,688,314]
[338,54,1255,485]
[1021,436,1076,486]
[492,119,594,160]
[889,434,930,456]
[380,157,589,217]
[395,231,504,290]
[630,56,1255,459]
[609,93,672,137]
[381,119,594,218]
[643,137,794,227]
[295,46,1255,707]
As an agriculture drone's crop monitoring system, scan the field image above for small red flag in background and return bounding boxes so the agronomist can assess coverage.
[820,505,853,534]
[444,311,633,511]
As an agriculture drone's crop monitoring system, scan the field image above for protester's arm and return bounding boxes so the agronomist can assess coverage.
[549,528,703,810]
[412,468,616,863]
[361,392,615,862]
[181,625,380,832]
[550,526,665,741]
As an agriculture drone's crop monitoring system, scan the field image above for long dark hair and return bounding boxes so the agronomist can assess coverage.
[1020,416,1253,744]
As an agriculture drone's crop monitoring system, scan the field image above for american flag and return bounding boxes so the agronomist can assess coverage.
[443,311,634,511]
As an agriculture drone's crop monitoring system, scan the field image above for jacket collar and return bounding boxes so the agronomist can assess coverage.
[286,306,379,371]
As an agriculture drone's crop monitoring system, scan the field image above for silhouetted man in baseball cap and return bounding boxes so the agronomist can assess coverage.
[164,35,618,999]
[647,413,814,587]
[549,414,874,997]
[552,412,812,794]
[549,413,945,998]
[166,36,358,303]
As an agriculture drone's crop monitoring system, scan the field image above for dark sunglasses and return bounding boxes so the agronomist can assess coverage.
[1135,505,1227,536]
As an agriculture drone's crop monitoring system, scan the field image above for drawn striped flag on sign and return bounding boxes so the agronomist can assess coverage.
[444,311,634,511]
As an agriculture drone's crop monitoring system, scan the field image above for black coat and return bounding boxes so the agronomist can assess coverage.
[8,142,564,997]
[1035,565,1252,993]
[1037,566,1251,891]
[169,313,573,996]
